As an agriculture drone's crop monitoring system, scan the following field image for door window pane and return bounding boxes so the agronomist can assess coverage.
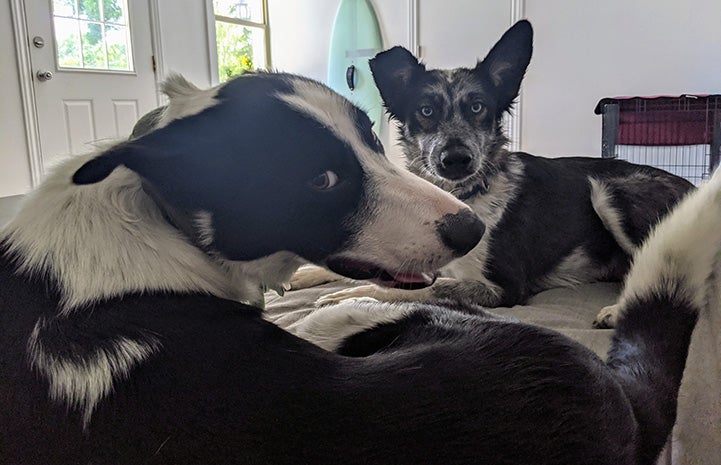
[54,17,82,67]
[106,24,130,70]
[52,0,133,72]
[103,0,126,24]
[78,0,101,21]
[53,0,77,17]
[80,22,106,69]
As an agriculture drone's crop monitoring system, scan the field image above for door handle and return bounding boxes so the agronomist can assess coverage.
[36,70,53,82]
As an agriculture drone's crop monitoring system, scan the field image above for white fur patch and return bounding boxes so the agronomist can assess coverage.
[276,78,369,162]
[218,252,305,309]
[440,156,524,296]
[346,166,474,273]
[276,76,473,275]
[589,178,637,254]
[282,299,411,351]
[0,151,301,312]
[537,247,595,290]
[156,74,220,129]
[27,317,160,428]
[193,210,215,248]
[620,167,721,311]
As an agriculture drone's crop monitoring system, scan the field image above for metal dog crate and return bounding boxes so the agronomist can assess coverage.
[595,95,721,185]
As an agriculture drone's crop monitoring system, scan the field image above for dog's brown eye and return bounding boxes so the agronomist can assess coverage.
[309,170,339,190]
[420,106,433,117]
[471,102,484,114]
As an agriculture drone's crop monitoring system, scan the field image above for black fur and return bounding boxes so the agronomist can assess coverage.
[369,21,694,307]
[333,288,699,465]
[2,236,696,465]
[0,68,702,465]
[75,74,368,263]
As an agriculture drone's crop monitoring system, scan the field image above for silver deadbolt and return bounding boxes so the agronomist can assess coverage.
[36,70,53,82]
[32,36,45,48]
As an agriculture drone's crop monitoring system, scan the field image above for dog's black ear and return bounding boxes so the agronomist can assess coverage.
[477,20,533,112]
[369,46,425,116]
[73,97,211,185]
[73,143,139,184]
[72,136,173,185]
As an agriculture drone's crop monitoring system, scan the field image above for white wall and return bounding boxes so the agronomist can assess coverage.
[1,1,33,197]
[267,0,340,82]
[522,0,721,157]
[418,0,510,69]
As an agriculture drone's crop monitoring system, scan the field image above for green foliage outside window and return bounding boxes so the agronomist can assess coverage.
[53,0,131,71]
[216,22,255,82]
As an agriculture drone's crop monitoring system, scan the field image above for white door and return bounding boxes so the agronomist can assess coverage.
[25,0,158,170]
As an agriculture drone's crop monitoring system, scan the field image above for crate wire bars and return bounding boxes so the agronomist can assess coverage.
[596,95,721,185]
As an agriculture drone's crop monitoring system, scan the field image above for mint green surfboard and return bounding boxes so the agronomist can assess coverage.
[327,0,384,128]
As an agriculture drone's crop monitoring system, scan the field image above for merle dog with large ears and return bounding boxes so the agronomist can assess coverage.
[312,19,691,312]
[370,20,533,122]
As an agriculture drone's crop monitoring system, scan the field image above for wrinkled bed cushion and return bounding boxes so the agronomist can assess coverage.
[265,281,620,357]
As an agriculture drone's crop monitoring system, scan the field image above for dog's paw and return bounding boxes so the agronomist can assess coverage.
[315,285,379,307]
[289,265,342,290]
[593,303,621,329]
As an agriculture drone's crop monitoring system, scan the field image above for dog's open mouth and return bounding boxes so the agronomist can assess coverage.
[326,257,436,290]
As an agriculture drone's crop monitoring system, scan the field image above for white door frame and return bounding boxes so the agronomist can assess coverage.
[9,0,166,188]
[507,0,525,152]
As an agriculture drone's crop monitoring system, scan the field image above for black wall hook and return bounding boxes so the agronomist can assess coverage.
[346,65,356,91]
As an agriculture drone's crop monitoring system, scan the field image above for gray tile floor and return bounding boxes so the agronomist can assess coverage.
[0,195,24,227]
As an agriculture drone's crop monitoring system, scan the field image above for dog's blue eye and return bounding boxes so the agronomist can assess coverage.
[309,170,339,190]
[471,102,484,114]
[420,106,433,117]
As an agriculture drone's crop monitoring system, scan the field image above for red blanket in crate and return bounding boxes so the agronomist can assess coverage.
[594,94,721,146]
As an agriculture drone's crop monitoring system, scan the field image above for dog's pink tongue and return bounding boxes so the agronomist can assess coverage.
[390,271,435,285]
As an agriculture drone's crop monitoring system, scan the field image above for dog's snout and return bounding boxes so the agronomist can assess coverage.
[436,209,485,257]
[439,149,473,180]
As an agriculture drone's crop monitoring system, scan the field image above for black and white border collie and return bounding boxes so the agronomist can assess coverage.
[0,70,714,465]
[0,72,484,464]
[311,20,693,315]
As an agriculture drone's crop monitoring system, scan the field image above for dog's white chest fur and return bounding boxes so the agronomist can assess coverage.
[441,158,524,283]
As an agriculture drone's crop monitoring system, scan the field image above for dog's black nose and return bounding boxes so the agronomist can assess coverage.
[436,209,485,256]
[439,150,473,180]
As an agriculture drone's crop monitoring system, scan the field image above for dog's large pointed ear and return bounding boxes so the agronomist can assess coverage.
[369,46,425,116]
[477,20,533,112]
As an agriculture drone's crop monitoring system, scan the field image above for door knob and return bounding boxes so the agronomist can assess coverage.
[36,70,53,82]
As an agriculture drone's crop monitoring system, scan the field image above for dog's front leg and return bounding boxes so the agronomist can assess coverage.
[427,277,505,307]
[289,264,343,290]
[592,303,621,328]
[315,277,504,308]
